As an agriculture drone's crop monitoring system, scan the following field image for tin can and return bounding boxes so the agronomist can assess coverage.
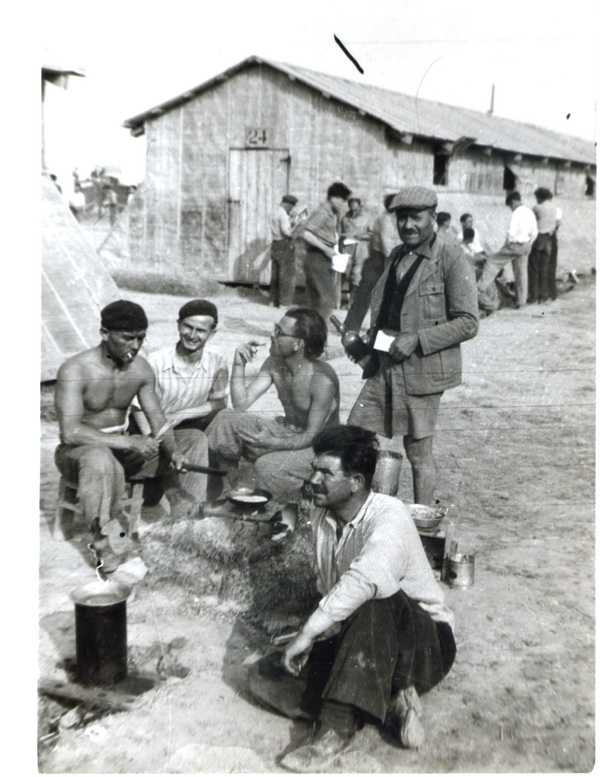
[70,580,131,686]
[372,450,403,496]
[446,554,475,589]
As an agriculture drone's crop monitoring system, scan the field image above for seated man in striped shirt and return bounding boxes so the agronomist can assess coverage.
[134,299,228,503]
[145,299,228,433]
[249,425,456,772]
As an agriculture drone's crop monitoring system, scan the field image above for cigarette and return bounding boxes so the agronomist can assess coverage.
[249,341,266,347]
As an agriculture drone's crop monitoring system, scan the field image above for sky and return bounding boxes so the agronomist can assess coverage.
[40,0,597,184]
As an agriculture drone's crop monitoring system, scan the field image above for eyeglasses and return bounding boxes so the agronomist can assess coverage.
[273,324,297,339]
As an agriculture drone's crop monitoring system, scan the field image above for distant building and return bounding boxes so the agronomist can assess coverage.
[42,53,85,189]
[123,55,596,285]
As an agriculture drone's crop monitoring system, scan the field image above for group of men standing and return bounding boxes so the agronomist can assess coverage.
[474,189,562,310]
[274,181,561,328]
[53,183,481,769]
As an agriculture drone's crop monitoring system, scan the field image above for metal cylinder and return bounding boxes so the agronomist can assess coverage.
[372,450,403,496]
[446,554,475,589]
[70,581,131,686]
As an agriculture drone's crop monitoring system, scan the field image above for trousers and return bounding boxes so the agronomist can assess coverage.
[269,238,296,307]
[252,591,456,724]
[206,410,313,501]
[303,250,337,321]
[528,233,554,302]
[478,241,531,307]
[54,429,208,530]
[344,253,386,332]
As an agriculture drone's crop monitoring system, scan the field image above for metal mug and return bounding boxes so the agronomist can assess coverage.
[446,553,475,589]
[372,450,403,496]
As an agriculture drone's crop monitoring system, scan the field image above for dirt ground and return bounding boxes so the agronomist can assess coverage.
[37,278,595,773]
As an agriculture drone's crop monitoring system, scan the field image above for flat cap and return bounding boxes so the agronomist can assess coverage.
[389,186,438,211]
[282,194,298,205]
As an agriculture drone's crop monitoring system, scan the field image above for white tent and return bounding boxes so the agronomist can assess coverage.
[41,174,122,381]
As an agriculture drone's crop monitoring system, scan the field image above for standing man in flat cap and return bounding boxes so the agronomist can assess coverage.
[54,300,209,571]
[269,194,299,308]
[347,187,479,506]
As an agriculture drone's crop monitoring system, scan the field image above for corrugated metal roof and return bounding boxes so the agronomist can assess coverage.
[123,55,596,165]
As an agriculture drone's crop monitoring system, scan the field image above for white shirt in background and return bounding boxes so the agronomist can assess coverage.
[458,227,484,254]
[507,204,538,244]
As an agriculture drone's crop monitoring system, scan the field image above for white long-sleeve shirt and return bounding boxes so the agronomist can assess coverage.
[507,204,538,244]
[303,492,454,637]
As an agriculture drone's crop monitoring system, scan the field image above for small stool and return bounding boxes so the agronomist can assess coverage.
[54,476,145,541]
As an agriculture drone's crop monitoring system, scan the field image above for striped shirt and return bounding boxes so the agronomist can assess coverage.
[304,491,453,636]
[148,344,228,417]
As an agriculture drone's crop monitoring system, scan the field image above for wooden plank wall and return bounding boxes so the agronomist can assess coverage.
[132,65,426,280]
[128,62,595,284]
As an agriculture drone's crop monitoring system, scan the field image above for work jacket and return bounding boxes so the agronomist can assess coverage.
[368,235,479,395]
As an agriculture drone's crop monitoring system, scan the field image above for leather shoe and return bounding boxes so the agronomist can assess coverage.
[280,729,352,773]
[386,685,425,749]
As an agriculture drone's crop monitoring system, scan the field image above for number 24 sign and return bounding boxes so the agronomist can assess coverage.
[245,128,269,147]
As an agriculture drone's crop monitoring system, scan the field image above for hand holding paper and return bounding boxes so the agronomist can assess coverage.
[331,251,351,273]
[373,330,396,352]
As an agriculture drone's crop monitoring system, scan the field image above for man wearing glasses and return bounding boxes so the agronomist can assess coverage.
[206,308,340,501]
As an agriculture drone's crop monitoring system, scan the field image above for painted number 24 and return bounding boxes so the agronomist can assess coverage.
[246,128,268,147]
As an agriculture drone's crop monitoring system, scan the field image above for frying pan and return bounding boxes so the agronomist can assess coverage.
[180,461,227,477]
[226,487,273,507]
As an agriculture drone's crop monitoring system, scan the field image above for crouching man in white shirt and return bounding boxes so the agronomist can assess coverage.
[248,425,456,772]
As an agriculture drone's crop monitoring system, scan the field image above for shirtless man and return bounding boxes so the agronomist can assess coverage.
[206,308,340,501]
[54,300,208,569]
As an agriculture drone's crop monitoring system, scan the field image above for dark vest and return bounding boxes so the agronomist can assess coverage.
[376,249,425,332]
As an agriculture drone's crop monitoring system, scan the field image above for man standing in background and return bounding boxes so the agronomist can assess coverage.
[339,197,372,307]
[344,193,398,333]
[528,187,559,305]
[477,191,537,309]
[458,213,484,254]
[269,194,298,308]
[301,182,352,323]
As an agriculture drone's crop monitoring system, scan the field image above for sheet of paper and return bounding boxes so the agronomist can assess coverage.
[331,252,351,273]
[373,330,396,352]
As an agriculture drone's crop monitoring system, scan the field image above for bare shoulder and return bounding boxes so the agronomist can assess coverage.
[311,359,340,386]
[56,347,97,382]
[133,354,154,378]
[260,355,282,375]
